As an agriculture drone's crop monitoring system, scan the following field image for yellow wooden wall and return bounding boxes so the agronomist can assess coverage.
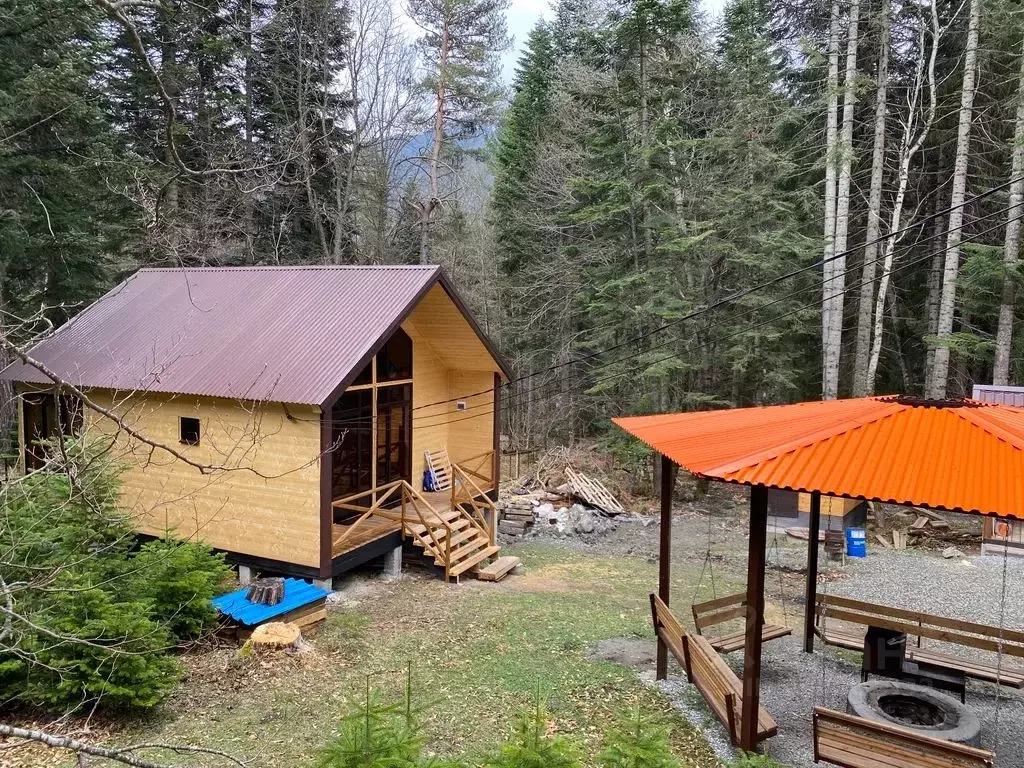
[798,492,861,517]
[447,370,494,465]
[401,283,501,491]
[404,321,450,488]
[85,390,323,567]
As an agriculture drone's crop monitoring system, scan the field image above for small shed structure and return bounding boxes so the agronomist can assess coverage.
[2,266,511,583]
[615,395,1024,753]
[973,384,1024,556]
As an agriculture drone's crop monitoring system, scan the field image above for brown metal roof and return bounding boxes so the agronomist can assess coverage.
[2,266,508,406]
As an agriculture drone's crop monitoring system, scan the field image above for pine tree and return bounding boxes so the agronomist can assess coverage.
[252,0,355,264]
[492,22,557,272]
[596,710,682,768]
[407,0,510,263]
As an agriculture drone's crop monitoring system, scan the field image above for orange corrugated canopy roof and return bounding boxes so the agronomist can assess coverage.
[613,396,1024,518]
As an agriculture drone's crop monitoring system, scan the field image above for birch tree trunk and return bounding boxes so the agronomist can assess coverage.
[927,0,981,398]
[823,0,859,400]
[852,0,890,397]
[993,35,1024,386]
[865,1,939,392]
[821,0,842,400]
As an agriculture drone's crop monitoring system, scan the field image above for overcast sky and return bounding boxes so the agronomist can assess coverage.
[501,0,729,81]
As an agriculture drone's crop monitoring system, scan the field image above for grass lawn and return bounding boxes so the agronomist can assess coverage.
[22,541,733,767]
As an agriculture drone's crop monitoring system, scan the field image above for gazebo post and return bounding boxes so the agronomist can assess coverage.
[803,490,822,652]
[656,454,677,681]
[740,484,769,752]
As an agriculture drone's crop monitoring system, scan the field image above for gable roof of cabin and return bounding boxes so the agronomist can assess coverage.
[0,266,510,406]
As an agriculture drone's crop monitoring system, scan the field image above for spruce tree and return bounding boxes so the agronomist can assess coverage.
[0,0,131,322]
[492,22,557,272]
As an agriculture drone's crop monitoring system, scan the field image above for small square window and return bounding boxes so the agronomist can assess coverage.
[179,417,201,446]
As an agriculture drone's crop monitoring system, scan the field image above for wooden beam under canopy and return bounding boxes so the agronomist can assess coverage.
[740,485,768,752]
[656,454,677,681]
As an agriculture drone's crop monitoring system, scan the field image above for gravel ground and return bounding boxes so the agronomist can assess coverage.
[656,632,1024,768]
[657,547,1024,767]
[529,489,1024,767]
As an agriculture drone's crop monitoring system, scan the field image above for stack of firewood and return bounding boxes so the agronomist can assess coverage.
[247,577,285,606]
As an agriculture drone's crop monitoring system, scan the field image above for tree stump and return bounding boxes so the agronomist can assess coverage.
[249,621,301,650]
[247,577,285,606]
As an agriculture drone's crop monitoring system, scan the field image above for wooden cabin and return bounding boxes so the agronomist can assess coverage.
[1,266,512,584]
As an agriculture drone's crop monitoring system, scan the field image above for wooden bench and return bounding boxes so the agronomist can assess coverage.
[814,594,1024,688]
[692,592,792,653]
[650,595,776,745]
[813,707,994,768]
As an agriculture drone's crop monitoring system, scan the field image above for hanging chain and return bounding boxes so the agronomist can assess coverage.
[993,535,1009,764]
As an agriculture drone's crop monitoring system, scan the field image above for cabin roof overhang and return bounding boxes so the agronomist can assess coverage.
[0,266,511,408]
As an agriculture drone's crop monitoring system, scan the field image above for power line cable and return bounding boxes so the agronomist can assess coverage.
[319,208,1024,432]
[390,181,1024,417]
[319,200,1024,427]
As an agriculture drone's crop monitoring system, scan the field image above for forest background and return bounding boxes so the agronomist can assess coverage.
[3,0,1024,455]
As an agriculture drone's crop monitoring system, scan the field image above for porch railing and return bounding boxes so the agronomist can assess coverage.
[454,449,496,492]
[331,449,499,579]
[332,480,459,579]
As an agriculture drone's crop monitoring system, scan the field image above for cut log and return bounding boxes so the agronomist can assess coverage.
[249,621,300,649]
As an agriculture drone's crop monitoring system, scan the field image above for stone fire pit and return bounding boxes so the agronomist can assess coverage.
[847,680,981,745]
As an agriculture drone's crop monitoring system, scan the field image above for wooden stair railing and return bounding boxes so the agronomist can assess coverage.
[451,461,496,547]
[335,480,499,581]
[454,449,496,491]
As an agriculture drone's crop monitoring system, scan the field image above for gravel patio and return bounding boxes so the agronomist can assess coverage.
[657,546,1024,768]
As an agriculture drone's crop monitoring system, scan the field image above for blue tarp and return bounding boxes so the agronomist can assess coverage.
[212,578,330,626]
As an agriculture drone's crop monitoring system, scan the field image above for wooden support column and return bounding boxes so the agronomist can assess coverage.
[655,454,677,680]
[803,490,822,653]
[740,484,769,752]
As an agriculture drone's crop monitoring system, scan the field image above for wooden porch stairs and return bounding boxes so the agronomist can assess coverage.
[334,458,519,582]
[405,506,512,579]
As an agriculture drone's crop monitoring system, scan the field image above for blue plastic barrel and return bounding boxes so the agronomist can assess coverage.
[845,527,867,558]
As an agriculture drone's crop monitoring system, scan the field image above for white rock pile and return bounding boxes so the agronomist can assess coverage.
[497,496,619,538]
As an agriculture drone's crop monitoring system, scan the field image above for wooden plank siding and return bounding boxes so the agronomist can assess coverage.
[447,369,495,467]
[86,390,323,568]
[401,283,501,492]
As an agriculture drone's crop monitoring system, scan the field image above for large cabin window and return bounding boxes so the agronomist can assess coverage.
[330,327,414,508]
[377,328,412,382]
[22,392,83,470]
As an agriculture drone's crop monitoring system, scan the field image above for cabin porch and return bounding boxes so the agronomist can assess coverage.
[327,449,509,581]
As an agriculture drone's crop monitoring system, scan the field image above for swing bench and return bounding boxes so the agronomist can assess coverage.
[813,707,994,768]
[651,595,777,745]
[814,594,1024,688]
[691,592,792,653]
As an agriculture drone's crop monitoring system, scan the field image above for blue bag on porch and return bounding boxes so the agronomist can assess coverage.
[424,469,438,492]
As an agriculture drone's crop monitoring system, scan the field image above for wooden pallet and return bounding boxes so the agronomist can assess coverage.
[565,466,627,515]
[425,448,453,491]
